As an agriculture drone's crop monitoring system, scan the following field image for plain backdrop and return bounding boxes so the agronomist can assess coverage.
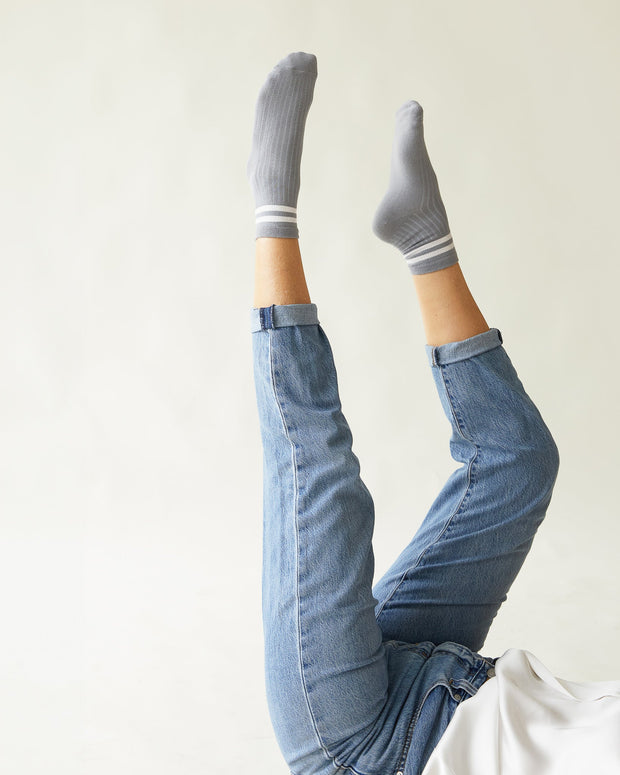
[1,1,619,773]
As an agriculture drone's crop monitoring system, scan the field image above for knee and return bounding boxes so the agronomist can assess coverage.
[534,420,559,489]
[515,418,560,509]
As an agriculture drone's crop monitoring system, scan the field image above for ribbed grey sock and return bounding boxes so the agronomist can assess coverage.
[372,101,459,275]
[247,52,317,239]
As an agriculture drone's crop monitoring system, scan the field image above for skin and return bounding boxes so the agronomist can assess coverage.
[253,237,489,347]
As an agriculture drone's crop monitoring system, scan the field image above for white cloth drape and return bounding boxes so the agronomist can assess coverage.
[422,648,620,775]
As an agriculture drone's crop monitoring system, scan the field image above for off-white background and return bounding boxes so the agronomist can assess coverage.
[1,1,619,773]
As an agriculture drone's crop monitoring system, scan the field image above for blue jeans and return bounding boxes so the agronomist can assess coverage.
[251,303,559,775]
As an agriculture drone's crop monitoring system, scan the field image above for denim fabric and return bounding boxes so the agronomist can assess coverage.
[251,304,559,775]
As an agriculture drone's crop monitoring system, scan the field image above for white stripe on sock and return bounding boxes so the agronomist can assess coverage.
[406,241,455,266]
[256,215,298,224]
[404,233,453,260]
[255,205,298,215]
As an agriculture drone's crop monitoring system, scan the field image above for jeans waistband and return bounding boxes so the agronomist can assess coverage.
[429,641,497,684]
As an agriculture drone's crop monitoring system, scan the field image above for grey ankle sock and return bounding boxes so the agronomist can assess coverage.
[247,52,317,239]
[372,101,459,275]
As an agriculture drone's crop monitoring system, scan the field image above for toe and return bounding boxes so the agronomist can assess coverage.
[277,52,318,75]
[396,100,424,121]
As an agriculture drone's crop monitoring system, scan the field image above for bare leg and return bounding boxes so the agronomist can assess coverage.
[253,238,487,351]
[253,243,487,354]
[253,237,311,308]
[413,263,489,347]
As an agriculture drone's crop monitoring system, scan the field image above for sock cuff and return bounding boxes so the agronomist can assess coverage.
[404,232,458,274]
[404,232,453,264]
[255,205,299,239]
[255,204,298,223]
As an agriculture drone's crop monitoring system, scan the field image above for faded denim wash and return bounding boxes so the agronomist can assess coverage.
[251,303,559,775]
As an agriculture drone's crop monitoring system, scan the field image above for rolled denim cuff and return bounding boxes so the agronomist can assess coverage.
[426,328,503,367]
[250,303,319,333]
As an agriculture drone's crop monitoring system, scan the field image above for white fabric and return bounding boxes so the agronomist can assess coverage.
[404,232,453,257]
[422,648,620,775]
[254,205,297,214]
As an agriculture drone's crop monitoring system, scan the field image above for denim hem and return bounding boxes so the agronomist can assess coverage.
[250,303,319,332]
[426,328,503,367]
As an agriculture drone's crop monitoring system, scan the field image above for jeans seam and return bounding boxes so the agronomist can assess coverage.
[374,364,478,620]
[397,681,451,774]
[435,366,479,535]
[270,330,381,775]
[310,330,383,775]
[269,329,389,775]
[267,330,336,772]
